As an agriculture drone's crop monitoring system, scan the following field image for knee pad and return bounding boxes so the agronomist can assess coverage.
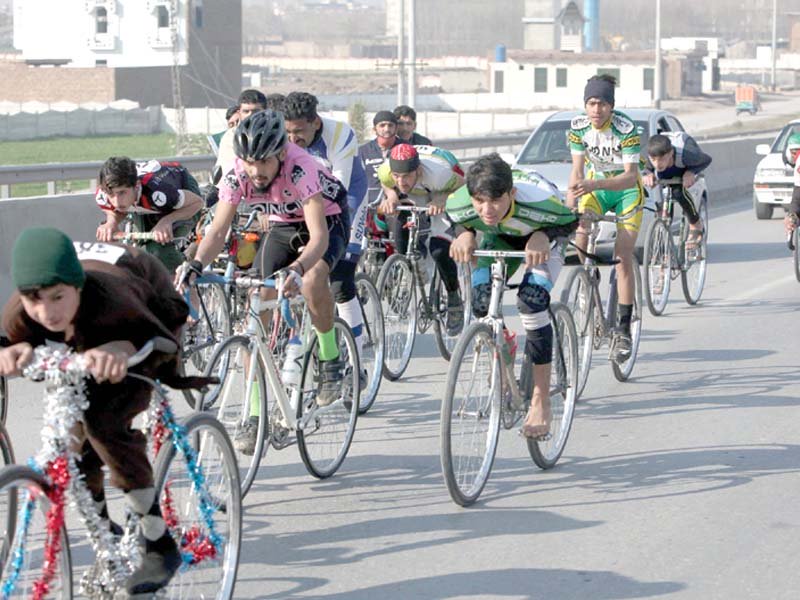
[524,324,553,365]
[517,276,551,317]
[472,283,491,318]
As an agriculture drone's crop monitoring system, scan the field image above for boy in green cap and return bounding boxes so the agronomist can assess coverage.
[0,227,190,595]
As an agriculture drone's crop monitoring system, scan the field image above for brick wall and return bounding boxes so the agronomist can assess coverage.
[0,63,116,104]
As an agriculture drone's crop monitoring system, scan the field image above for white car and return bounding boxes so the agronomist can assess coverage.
[753,120,799,219]
[512,108,709,251]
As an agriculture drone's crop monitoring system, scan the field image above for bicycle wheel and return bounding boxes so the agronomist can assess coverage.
[0,425,15,569]
[432,262,472,361]
[0,465,72,599]
[440,321,501,507]
[681,201,709,305]
[154,412,241,600]
[643,219,672,316]
[559,267,595,400]
[202,335,268,499]
[355,273,385,414]
[376,254,417,381]
[296,318,360,479]
[794,228,800,283]
[612,258,643,382]
[526,303,578,470]
[0,375,7,425]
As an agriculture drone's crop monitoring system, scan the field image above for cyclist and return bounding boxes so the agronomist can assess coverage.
[642,132,711,252]
[181,110,350,450]
[378,143,466,335]
[783,133,800,235]
[282,91,370,386]
[95,156,203,273]
[447,154,578,439]
[215,89,268,174]
[567,74,643,360]
[359,110,401,205]
[0,228,198,594]
[226,104,240,129]
[394,104,433,146]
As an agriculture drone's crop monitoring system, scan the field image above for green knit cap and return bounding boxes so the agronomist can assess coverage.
[12,227,85,290]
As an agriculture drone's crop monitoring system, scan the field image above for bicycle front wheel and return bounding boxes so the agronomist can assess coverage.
[154,412,242,600]
[0,425,16,571]
[681,201,709,305]
[202,335,268,499]
[296,318,360,479]
[559,267,595,400]
[0,465,73,599]
[355,273,384,414]
[612,258,644,382]
[377,253,417,380]
[440,321,501,507]
[643,219,672,316]
[527,302,578,470]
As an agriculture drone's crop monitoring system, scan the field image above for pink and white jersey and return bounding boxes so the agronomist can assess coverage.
[219,142,346,223]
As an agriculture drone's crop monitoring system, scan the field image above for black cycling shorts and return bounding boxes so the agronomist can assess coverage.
[259,215,348,278]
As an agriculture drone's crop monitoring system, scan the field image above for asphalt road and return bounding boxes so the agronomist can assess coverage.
[3,192,799,599]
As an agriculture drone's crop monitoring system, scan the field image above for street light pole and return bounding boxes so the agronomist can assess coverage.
[772,0,778,92]
[408,0,416,108]
[654,0,662,108]
[397,0,405,106]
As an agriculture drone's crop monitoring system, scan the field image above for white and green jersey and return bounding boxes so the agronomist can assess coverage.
[568,110,641,175]
[377,145,464,200]
[446,170,576,238]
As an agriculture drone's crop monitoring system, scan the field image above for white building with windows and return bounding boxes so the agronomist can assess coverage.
[14,0,190,67]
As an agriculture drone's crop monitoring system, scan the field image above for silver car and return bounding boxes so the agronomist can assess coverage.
[752,120,799,220]
[512,108,709,250]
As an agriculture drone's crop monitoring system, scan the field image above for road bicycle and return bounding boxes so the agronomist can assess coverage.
[0,338,241,599]
[642,177,709,315]
[200,273,360,496]
[560,209,645,398]
[440,250,578,507]
[376,204,472,378]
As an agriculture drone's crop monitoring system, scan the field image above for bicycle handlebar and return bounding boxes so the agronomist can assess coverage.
[395,204,430,214]
[472,250,528,259]
[112,231,190,244]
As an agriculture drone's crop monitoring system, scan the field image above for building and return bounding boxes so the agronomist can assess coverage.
[6,0,241,107]
[522,0,585,53]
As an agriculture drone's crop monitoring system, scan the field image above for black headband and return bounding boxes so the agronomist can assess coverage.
[584,78,615,106]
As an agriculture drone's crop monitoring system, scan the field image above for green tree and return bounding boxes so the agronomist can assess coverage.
[348,102,369,144]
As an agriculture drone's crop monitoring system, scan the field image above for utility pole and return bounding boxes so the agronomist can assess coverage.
[170,0,187,154]
[397,0,405,106]
[654,0,662,109]
[772,0,778,91]
[407,0,416,108]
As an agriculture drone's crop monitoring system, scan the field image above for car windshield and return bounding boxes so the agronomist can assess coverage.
[516,119,650,165]
[770,124,800,153]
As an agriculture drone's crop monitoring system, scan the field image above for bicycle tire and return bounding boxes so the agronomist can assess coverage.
[0,464,73,599]
[202,335,268,499]
[795,228,800,283]
[681,200,709,305]
[440,321,501,507]
[612,258,644,382]
[527,303,578,470]
[376,253,417,381]
[0,375,6,425]
[559,267,595,400]
[354,274,385,414]
[296,318,360,479]
[431,262,472,361]
[643,219,672,316]
[153,412,242,600]
[0,425,16,570]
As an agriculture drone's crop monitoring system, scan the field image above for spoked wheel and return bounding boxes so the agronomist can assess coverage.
[525,303,578,470]
[0,426,16,571]
[681,201,709,304]
[643,219,672,316]
[612,258,644,382]
[376,254,417,381]
[296,318,360,479]
[440,321,501,507]
[794,227,800,283]
[202,335,268,499]
[154,413,242,600]
[354,274,385,415]
[182,283,232,410]
[0,465,73,599]
[559,267,595,400]
[431,262,472,361]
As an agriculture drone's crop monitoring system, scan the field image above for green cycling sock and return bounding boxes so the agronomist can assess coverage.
[315,327,340,361]
[249,380,261,417]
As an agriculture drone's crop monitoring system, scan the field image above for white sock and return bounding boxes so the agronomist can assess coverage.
[124,488,166,541]
[337,297,364,358]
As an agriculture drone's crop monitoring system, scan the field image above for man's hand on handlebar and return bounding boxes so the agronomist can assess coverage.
[379,188,401,215]
[642,172,656,188]
[96,222,117,243]
[151,220,174,244]
[0,342,33,377]
[784,212,798,236]
[450,230,477,264]
[84,341,135,384]
[427,192,446,216]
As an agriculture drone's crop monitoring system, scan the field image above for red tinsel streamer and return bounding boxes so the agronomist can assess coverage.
[152,415,167,458]
[161,482,179,530]
[32,457,70,600]
[182,527,218,565]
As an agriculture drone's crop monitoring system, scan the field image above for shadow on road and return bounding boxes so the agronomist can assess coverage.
[706,241,790,263]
